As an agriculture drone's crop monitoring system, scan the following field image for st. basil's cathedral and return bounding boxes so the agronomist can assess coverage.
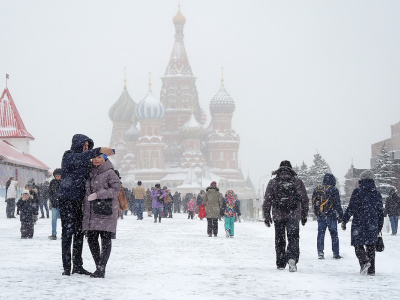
[108,7,256,199]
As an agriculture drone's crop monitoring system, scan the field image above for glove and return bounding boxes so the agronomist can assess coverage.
[88,193,98,201]
[337,217,342,224]
[301,217,307,226]
[264,217,272,227]
[341,223,346,230]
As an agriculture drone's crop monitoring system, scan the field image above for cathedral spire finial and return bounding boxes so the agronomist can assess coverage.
[148,72,152,91]
[124,67,127,88]
[221,66,224,86]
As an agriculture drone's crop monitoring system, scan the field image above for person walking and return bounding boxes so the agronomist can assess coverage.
[204,181,223,237]
[125,188,135,215]
[6,179,18,218]
[38,182,50,219]
[48,169,62,240]
[58,134,114,276]
[16,189,38,239]
[263,160,309,272]
[385,188,400,235]
[133,181,146,220]
[146,188,153,217]
[82,154,121,278]
[222,190,239,238]
[187,196,196,219]
[341,170,384,276]
[151,184,166,223]
[172,191,181,213]
[312,173,343,259]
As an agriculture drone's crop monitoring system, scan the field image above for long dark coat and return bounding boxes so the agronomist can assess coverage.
[385,192,400,216]
[342,179,384,246]
[263,166,309,222]
[82,159,121,233]
[58,134,101,202]
[204,186,223,218]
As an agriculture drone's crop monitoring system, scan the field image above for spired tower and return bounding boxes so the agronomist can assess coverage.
[160,6,206,167]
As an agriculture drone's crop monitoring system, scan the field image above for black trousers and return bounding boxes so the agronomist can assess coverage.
[86,230,112,268]
[59,199,85,272]
[274,218,300,268]
[6,198,16,217]
[188,211,194,219]
[21,221,34,238]
[207,218,218,235]
[354,245,376,274]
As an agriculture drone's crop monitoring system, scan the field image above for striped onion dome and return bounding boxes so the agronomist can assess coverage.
[209,85,235,114]
[109,86,137,123]
[136,90,164,120]
[180,113,205,138]
[124,123,140,142]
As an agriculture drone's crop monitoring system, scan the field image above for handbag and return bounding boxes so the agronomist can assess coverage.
[376,232,384,252]
[92,198,113,216]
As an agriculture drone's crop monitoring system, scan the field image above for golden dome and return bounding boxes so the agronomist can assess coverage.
[173,6,186,24]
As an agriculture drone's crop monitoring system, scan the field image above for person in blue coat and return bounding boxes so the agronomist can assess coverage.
[312,173,343,260]
[58,134,114,276]
[342,170,384,276]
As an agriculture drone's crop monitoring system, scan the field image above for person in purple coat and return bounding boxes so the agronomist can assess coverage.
[82,154,121,278]
[151,184,166,223]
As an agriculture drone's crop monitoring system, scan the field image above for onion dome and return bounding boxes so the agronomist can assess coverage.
[124,123,140,142]
[209,84,235,114]
[109,82,137,123]
[136,77,164,120]
[180,113,205,138]
[173,5,186,25]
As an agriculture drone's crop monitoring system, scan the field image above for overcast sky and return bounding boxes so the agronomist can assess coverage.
[1,0,400,192]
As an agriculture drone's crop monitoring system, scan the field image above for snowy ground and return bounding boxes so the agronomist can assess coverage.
[0,197,399,300]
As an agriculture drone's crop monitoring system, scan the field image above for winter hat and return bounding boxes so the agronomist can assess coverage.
[279,160,292,169]
[163,186,168,190]
[155,183,161,188]
[53,168,62,177]
[210,181,217,187]
[22,189,30,195]
[138,181,142,186]
[359,170,374,180]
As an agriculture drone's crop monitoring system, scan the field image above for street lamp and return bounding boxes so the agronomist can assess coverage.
[258,174,269,198]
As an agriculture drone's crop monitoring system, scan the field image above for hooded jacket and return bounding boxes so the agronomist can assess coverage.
[204,186,223,218]
[49,168,62,208]
[82,159,121,233]
[342,178,384,246]
[385,190,400,217]
[263,166,309,221]
[312,173,343,219]
[58,134,101,202]
[6,180,18,199]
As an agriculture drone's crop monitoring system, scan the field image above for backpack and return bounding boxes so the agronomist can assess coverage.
[312,185,333,216]
[274,176,301,212]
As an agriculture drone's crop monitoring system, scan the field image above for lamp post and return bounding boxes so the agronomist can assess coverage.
[258,175,269,198]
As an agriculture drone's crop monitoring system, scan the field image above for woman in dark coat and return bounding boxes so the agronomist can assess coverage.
[385,188,400,235]
[82,154,121,278]
[342,170,384,276]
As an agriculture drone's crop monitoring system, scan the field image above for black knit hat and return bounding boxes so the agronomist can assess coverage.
[279,160,292,169]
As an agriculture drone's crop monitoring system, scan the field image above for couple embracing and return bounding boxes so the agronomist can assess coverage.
[58,134,119,278]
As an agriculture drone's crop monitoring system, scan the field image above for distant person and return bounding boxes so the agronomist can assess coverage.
[385,188,400,235]
[311,173,343,259]
[172,191,181,213]
[146,188,152,217]
[82,154,121,278]
[342,170,384,276]
[263,160,309,272]
[204,181,223,237]
[16,189,38,239]
[25,180,39,223]
[6,179,18,218]
[133,181,146,220]
[48,168,62,240]
[125,188,135,215]
[58,134,114,276]
[222,190,239,238]
[38,182,50,218]
[187,196,196,219]
[151,184,166,223]
[5,176,14,199]
[115,170,128,224]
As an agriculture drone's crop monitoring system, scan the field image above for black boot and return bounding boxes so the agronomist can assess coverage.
[159,217,161,223]
[90,265,105,278]
[72,266,92,275]
[62,270,71,276]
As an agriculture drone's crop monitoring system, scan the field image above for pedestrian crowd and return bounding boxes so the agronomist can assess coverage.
[3,145,399,278]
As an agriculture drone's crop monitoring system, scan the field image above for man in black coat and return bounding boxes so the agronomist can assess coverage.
[48,168,62,240]
[38,183,50,218]
[385,188,400,235]
[58,134,114,276]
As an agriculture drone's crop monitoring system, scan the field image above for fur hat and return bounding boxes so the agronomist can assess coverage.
[359,170,374,180]
[279,160,292,168]
[138,181,142,185]
[210,181,217,187]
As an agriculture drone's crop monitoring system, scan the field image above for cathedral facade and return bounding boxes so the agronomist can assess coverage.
[108,7,255,199]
